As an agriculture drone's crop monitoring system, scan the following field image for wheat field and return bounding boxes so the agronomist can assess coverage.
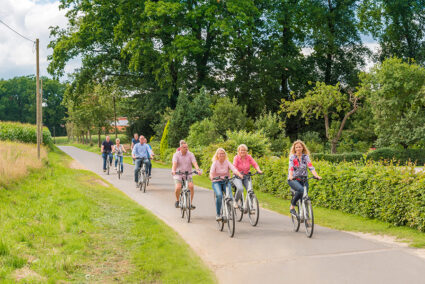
[0,142,47,187]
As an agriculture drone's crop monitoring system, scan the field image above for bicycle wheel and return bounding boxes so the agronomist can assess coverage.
[215,194,224,231]
[142,173,147,193]
[248,194,260,226]
[291,203,300,232]
[234,197,244,222]
[138,171,142,191]
[185,191,191,223]
[304,199,314,238]
[106,160,110,175]
[117,165,121,179]
[180,193,185,218]
[147,175,150,186]
[226,200,236,238]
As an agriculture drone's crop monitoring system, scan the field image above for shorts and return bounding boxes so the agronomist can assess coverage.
[174,177,193,185]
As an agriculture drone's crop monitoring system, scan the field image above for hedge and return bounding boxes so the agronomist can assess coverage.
[366,148,425,166]
[0,121,52,146]
[253,157,425,232]
[312,152,364,163]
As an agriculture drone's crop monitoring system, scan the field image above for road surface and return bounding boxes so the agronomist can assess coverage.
[59,146,425,284]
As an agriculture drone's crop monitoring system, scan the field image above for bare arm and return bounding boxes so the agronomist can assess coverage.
[172,161,177,176]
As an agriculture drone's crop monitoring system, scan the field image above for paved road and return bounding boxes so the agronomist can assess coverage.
[59,146,425,284]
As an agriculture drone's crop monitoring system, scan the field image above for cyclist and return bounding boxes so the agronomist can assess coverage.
[144,137,154,178]
[209,148,243,221]
[288,140,321,217]
[113,138,126,172]
[101,135,114,172]
[232,144,263,211]
[132,135,153,187]
[172,140,201,209]
[131,133,139,164]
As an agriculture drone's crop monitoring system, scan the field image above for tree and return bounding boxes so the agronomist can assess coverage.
[359,0,425,64]
[281,82,360,153]
[357,57,425,148]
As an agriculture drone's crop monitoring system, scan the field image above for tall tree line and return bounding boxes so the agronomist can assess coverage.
[48,0,425,139]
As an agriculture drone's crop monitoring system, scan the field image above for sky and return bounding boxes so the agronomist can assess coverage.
[0,0,80,80]
[0,0,379,81]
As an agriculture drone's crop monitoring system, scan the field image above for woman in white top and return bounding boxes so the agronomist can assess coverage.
[113,138,126,172]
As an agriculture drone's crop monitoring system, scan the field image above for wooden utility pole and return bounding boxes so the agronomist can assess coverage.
[113,95,117,139]
[36,38,40,159]
[40,79,43,148]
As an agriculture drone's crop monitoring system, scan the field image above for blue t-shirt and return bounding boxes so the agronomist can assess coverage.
[132,138,139,146]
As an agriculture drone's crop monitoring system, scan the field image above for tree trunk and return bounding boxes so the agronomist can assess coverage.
[98,128,101,148]
[331,140,338,154]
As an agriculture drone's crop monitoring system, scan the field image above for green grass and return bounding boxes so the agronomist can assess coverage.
[0,147,215,283]
[56,142,425,248]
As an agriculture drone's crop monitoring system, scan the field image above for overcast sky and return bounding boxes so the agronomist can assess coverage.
[0,0,378,81]
[0,0,80,80]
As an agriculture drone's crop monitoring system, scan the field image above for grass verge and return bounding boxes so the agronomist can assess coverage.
[0,146,215,283]
[57,142,425,248]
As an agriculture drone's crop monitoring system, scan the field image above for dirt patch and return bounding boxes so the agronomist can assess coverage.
[346,231,425,260]
[86,178,109,187]
[13,267,45,282]
[69,160,87,170]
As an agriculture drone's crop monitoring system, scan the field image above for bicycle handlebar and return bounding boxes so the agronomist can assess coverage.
[290,176,320,182]
[235,171,264,178]
[212,176,236,182]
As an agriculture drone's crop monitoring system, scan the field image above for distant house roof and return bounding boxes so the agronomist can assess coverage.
[111,117,129,127]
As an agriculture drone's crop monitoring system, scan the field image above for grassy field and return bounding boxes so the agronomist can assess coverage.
[57,142,425,248]
[0,146,215,283]
[0,141,47,187]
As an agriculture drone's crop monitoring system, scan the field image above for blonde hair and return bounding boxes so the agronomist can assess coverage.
[212,148,228,162]
[289,140,310,157]
[116,138,120,143]
[237,144,248,153]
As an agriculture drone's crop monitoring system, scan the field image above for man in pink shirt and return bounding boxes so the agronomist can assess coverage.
[171,141,201,209]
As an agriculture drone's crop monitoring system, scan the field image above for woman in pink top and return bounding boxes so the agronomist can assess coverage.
[233,144,263,210]
[210,148,243,221]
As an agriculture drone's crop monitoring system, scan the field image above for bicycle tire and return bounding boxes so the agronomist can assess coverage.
[215,194,224,231]
[226,200,236,238]
[185,191,191,223]
[248,194,260,227]
[106,161,110,175]
[179,193,185,218]
[117,165,120,179]
[291,203,300,232]
[235,197,244,222]
[304,200,314,238]
[142,174,147,193]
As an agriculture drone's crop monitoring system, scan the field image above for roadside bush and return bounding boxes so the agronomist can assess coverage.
[253,157,425,232]
[226,130,271,157]
[211,97,251,138]
[366,148,425,166]
[160,121,170,160]
[186,119,221,147]
[254,112,290,155]
[0,121,52,146]
[312,152,364,163]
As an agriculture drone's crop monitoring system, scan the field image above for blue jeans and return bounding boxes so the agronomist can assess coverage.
[115,155,123,172]
[147,158,152,176]
[102,152,113,170]
[288,179,309,206]
[212,181,234,216]
[134,158,149,182]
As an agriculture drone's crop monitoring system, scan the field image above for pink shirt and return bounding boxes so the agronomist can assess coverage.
[210,160,238,180]
[172,151,196,180]
[233,154,259,174]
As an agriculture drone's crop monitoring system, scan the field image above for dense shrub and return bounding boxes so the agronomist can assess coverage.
[186,119,221,147]
[253,157,425,232]
[254,112,290,155]
[366,148,425,166]
[226,130,271,157]
[160,121,170,160]
[211,97,251,138]
[0,121,52,146]
[312,152,364,163]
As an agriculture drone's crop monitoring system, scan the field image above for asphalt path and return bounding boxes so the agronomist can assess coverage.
[59,146,425,284]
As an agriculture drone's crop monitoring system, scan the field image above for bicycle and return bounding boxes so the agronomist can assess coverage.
[232,172,262,226]
[136,158,148,193]
[103,152,112,175]
[213,176,236,238]
[289,176,318,238]
[176,170,199,223]
[116,156,123,179]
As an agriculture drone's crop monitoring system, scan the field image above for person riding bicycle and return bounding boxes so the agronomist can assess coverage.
[171,140,201,209]
[288,140,321,218]
[131,133,139,164]
[101,136,114,172]
[132,135,153,187]
[113,138,126,172]
[210,148,243,221]
[144,137,154,178]
[232,144,263,211]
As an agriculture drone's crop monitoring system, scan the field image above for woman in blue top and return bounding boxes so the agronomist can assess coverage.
[288,140,321,217]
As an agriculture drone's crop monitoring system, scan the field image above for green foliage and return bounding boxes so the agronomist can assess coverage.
[254,157,425,232]
[211,97,251,138]
[160,121,170,160]
[312,152,364,163]
[168,90,212,147]
[186,119,220,147]
[358,57,425,148]
[253,112,290,155]
[299,131,324,153]
[367,148,425,166]
[0,121,52,146]
[226,130,271,157]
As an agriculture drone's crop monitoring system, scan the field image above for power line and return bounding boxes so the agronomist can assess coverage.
[0,19,35,43]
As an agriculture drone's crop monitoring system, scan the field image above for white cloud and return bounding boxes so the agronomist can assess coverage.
[0,0,79,80]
